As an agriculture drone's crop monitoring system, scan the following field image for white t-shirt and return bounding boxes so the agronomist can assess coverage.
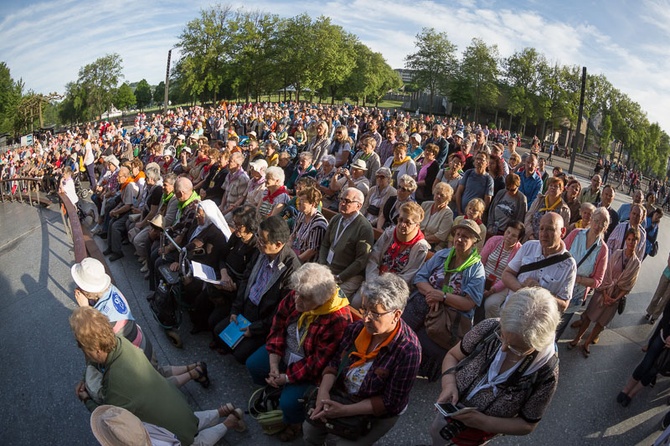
[506,240,576,302]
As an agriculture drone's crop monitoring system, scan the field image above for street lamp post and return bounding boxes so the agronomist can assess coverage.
[163,49,172,116]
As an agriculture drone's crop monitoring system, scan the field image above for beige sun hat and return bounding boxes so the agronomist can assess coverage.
[71,258,111,294]
[449,218,482,242]
[90,405,151,446]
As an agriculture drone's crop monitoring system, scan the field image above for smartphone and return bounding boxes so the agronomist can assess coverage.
[434,402,459,417]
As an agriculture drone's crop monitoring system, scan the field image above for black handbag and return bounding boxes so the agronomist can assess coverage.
[304,387,372,440]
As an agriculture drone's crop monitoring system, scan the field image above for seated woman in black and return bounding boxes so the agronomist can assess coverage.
[189,205,259,335]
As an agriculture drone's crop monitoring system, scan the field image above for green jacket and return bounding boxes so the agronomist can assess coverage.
[86,337,198,445]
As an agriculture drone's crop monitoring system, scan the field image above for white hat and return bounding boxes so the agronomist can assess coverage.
[182,147,192,154]
[103,155,120,168]
[164,146,175,157]
[177,134,186,140]
[247,131,257,139]
[90,405,151,446]
[350,158,368,171]
[71,258,111,294]
[410,133,422,144]
[249,159,268,173]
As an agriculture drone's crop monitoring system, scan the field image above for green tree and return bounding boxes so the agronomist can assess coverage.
[457,38,500,123]
[134,79,152,110]
[404,28,457,113]
[153,81,165,104]
[177,4,234,102]
[504,48,548,133]
[77,53,123,119]
[228,11,281,102]
[599,114,612,156]
[0,62,23,135]
[114,82,136,110]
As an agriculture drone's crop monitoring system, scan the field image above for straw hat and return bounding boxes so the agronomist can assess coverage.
[449,219,482,242]
[90,405,151,446]
[71,258,111,294]
[149,214,164,231]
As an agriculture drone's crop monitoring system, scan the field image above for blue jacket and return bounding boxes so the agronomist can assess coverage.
[518,169,543,210]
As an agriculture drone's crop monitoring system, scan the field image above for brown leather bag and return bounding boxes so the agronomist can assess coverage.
[424,304,472,350]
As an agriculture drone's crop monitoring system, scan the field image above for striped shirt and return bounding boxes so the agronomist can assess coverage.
[292,211,328,262]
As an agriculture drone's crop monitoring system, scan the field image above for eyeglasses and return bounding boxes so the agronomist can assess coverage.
[361,308,395,320]
[398,186,413,193]
[397,217,418,226]
[495,332,530,357]
[339,198,361,205]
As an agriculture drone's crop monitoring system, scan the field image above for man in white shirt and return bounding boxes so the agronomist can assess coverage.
[502,212,577,312]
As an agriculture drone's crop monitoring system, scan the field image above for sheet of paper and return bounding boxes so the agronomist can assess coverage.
[191,261,220,284]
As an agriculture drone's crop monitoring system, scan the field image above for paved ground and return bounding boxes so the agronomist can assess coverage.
[1,152,669,445]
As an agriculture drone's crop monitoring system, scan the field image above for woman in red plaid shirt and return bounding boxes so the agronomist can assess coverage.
[246,263,353,441]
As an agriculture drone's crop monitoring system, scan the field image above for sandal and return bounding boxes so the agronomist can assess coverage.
[567,340,579,350]
[218,403,236,417]
[278,423,302,442]
[232,408,247,433]
[191,362,210,388]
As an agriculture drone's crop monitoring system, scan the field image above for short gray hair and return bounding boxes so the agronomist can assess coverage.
[342,187,364,204]
[299,151,313,161]
[501,287,560,351]
[266,166,285,185]
[290,263,337,306]
[321,154,336,166]
[360,273,409,311]
[398,174,417,192]
[145,163,161,182]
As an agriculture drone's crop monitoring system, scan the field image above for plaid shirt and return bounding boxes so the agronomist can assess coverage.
[324,319,421,417]
[266,291,352,384]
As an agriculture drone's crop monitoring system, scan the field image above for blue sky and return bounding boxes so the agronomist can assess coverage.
[1,0,669,131]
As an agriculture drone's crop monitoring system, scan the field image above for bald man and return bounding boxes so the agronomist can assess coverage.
[502,213,577,312]
[104,166,139,262]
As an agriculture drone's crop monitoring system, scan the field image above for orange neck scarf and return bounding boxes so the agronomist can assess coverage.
[119,177,133,191]
[349,323,400,369]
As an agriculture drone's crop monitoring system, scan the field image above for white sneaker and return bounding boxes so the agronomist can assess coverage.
[140,265,149,273]
[90,224,100,234]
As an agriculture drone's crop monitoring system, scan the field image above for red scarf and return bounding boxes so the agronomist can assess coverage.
[464,215,483,225]
[263,185,288,205]
[380,228,425,274]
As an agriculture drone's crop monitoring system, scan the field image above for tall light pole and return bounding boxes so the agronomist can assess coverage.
[163,49,174,116]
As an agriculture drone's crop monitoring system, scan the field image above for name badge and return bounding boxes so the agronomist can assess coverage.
[327,249,335,264]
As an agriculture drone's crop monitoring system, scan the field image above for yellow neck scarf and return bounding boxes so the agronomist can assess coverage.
[392,156,411,168]
[296,288,349,346]
[540,195,562,212]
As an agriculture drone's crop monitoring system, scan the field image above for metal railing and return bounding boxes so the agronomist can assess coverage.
[0,177,48,206]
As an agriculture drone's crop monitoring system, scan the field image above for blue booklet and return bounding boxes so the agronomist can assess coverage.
[218,315,251,349]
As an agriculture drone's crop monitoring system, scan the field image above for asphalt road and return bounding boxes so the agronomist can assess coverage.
[1,158,669,445]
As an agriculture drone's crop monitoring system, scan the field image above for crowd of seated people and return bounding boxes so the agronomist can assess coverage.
[38,102,666,445]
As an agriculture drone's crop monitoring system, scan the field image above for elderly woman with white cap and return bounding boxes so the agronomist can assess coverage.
[362,167,396,227]
[71,257,210,394]
[402,219,486,380]
[246,159,268,208]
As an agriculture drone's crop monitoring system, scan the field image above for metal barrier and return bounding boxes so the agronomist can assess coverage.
[0,177,51,206]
